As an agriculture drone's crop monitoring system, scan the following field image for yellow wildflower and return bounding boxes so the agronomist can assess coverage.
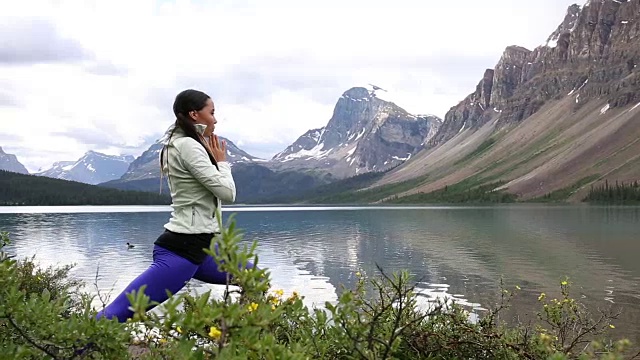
[270,297,280,305]
[561,280,568,286]
[159,338,167,344]
[538,293,546,301]
[609,324,615,329]
[208,326,222,339]
[275,289,284,297]
[355,272,361,277]
[515,285,521,290]
[248,302,259,312]
[288,291,300,302]
[176,326,183,334]
[271,305,276,311]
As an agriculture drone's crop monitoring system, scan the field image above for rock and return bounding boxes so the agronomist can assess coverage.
[0,146,29,174]
[272,86,442,178]
[430,0,640,146]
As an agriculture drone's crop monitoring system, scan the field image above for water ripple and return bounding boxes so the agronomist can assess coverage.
[1,205,639,344]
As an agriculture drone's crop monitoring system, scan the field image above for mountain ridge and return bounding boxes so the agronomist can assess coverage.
[367,0,640,203]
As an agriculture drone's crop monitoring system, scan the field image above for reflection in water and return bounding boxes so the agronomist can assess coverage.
[1,205,639,344]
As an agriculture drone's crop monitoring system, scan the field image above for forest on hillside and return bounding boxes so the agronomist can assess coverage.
[0,170,170,206]
[584,180,640,204]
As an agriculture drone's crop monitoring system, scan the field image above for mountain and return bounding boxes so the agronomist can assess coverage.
[102,2,640,204]
[37,151,135,185]
[271,86,442,178]
[361,0,640,203]
[118,142,164,182]
[0,147,28,174]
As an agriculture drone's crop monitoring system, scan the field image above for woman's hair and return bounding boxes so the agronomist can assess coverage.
[160,89,218,172]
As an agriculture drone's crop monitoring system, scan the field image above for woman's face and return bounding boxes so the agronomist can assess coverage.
[190,98,217,137]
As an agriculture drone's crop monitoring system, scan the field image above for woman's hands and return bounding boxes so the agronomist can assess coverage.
[207,134,227,162]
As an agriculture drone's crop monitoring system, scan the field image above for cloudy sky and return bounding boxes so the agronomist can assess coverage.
[1,0,578,172]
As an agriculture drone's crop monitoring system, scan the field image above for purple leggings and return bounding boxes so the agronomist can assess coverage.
[96,245,252,322]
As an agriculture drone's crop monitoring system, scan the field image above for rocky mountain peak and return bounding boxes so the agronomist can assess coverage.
[322,86,398,149]
[489,46,532,110]
[429,0,640,147]
[544,3,582,48]
[342,86,371,100]
[0,147,29,174]
[272,86,442,178]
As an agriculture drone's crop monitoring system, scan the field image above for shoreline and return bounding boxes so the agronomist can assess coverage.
[1,202,639,215]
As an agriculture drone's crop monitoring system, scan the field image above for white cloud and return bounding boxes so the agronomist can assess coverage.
[0,0,578,172]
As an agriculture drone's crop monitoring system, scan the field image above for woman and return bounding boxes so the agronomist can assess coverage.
[96,89,250,322]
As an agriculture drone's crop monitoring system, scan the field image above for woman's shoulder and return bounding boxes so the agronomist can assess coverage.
[172,136,203,150]
[171,137,209,163]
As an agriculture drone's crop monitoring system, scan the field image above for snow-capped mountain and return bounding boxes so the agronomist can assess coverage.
[271,86,442,178]
[118,135,265,182]
[118,142,164,181]
[37,151,135,185]
[0,146,29,174]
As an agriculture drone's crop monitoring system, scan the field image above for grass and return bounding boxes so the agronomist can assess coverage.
[453,137,497,166]
[385,177,518,204]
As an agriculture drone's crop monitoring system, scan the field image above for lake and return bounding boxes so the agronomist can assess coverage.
[1,204,639,345]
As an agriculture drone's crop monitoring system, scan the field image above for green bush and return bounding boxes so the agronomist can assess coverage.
[0,219,637,359]
[0,231,130,358]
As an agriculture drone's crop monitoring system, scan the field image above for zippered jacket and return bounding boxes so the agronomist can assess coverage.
[160,124,236,234]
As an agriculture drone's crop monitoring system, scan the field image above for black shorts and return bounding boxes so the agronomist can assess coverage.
[154,229,217,265]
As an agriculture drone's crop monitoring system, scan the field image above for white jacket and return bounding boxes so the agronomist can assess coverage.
[160,124,236,234]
